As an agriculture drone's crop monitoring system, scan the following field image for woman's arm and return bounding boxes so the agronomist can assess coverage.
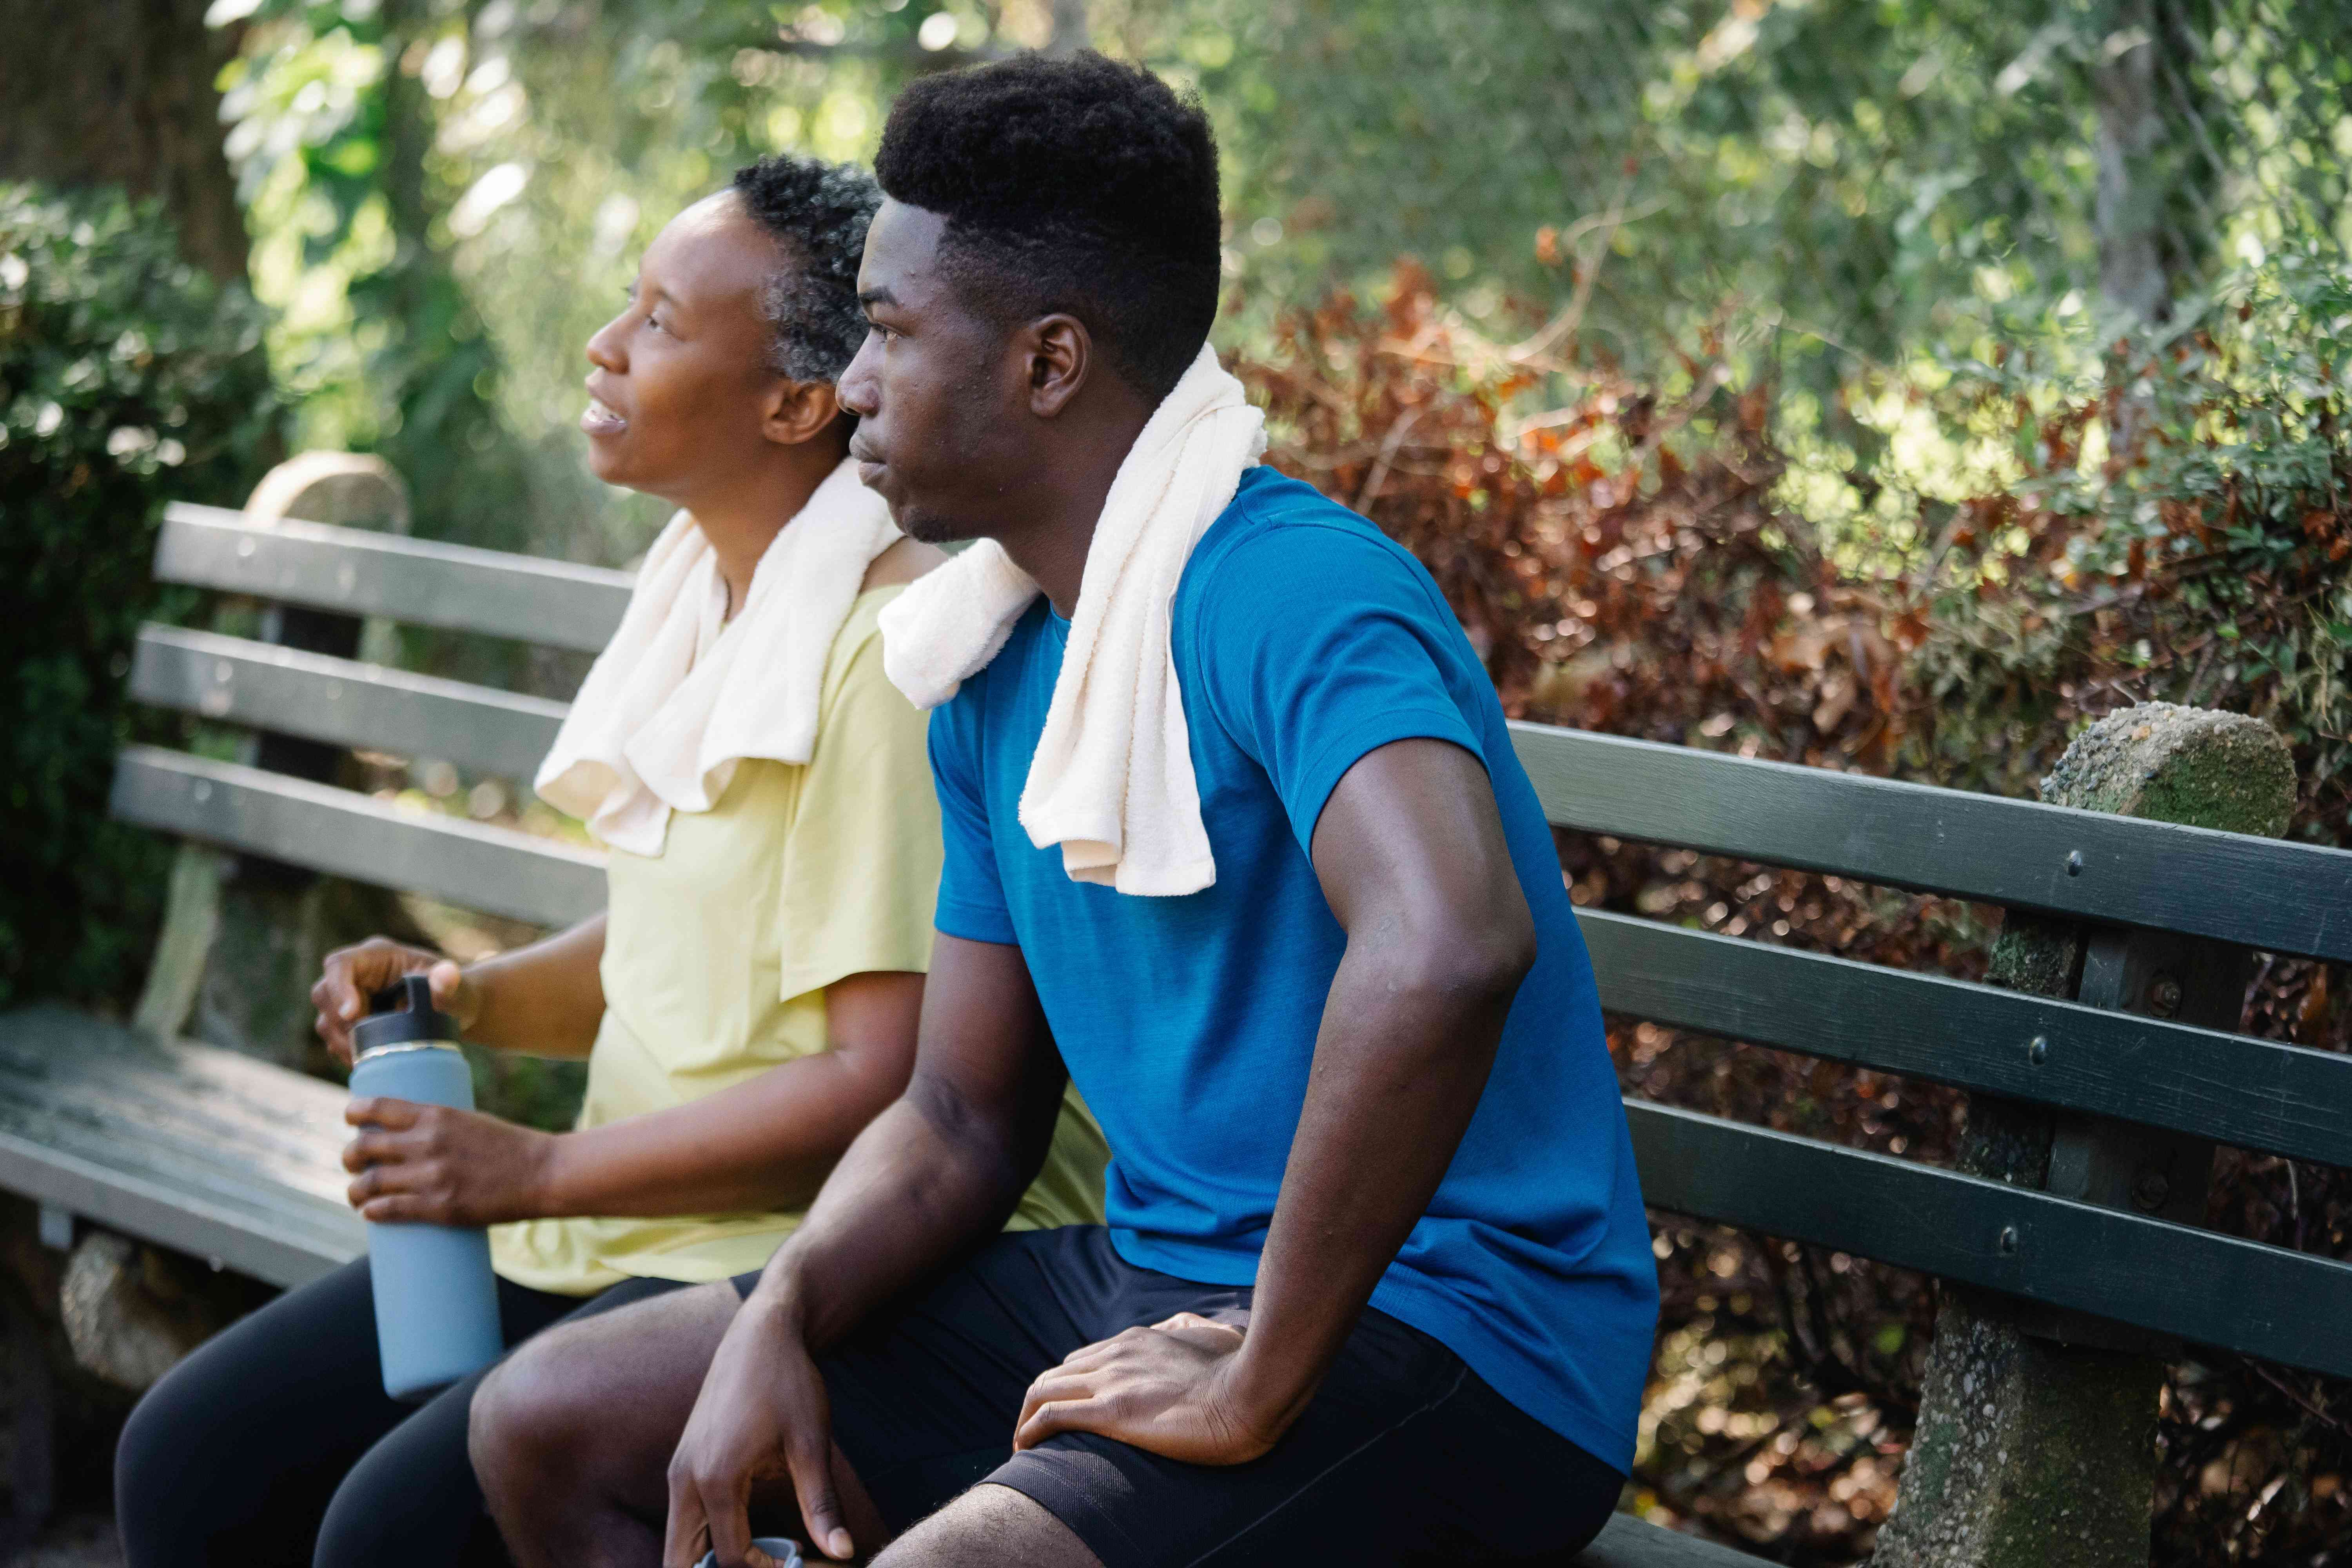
[539,967,924,1216]
[312,915,609,1065]
[343,967,924,1225]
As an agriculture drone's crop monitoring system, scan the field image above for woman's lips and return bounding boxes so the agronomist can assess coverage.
[580,396,627,437]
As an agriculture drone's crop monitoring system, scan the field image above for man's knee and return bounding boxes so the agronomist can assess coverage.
[469,1332,590,1498]
[471,1280,740,1517]
[875,1483,1103,1568]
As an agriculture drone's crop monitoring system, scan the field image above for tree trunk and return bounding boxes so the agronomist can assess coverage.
[0,0,247,281]
[2091,0,2176,325]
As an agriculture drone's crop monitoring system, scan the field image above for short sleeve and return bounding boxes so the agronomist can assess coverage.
[773,603,945,1002]
[928,678,1018,945]
[1192,524,1485,852]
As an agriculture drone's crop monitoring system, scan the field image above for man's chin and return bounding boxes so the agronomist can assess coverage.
[898,508,985,547]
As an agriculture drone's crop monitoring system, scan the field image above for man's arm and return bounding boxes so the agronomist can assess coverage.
[664,932,1069,1566]
[1013,735,1532,1461]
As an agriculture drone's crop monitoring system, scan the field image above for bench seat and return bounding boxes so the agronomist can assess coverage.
[0,1006,358,1290]
[0,1013,1761,1560]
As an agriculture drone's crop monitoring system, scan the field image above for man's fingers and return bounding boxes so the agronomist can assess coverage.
[701,1472,761,1568]
[1013,1394,1105,1452]
[661,1467,711,1568]
[784,1434,855,1561]
[1016,1369,1094,1434]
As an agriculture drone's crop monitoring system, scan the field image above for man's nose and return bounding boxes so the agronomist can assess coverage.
[837,334,880,418]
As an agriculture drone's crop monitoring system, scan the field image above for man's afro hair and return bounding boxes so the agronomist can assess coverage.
[730,153,883,383]
[874,51,1221,402]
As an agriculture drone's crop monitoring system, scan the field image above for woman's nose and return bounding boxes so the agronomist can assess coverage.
[585,314,626,372]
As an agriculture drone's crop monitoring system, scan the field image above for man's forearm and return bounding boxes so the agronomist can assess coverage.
[1227,922,1526,1436]
[751,1072,1042,1348]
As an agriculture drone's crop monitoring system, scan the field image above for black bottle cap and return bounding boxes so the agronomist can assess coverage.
[351,974,461,1054]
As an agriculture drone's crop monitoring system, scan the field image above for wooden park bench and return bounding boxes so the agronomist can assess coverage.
[0,484,2347,1563]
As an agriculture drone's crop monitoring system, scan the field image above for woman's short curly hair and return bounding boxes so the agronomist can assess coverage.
[873,51,1221,403]
[730,154,882,384]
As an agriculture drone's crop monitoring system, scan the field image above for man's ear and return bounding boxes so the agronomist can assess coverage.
[1022,314,1091,419]
[762,378,842,446]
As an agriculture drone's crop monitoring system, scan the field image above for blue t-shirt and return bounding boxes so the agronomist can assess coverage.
[928,466,1659,1470]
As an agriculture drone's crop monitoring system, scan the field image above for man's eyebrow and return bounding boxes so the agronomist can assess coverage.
[858,286,899,308]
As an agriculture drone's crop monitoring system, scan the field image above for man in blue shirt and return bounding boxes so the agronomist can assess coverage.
[470,51,1656,1568]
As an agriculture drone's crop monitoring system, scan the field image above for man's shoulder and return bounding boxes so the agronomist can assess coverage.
[935,599,1053,727]
[1181,468,1446,627]
[1200,465,1389,554]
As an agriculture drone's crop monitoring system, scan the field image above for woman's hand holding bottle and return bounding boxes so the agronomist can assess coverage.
[342,1097,559,1227]
[312,937,477,1066]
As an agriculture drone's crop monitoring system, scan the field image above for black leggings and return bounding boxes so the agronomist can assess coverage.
[115,1257,686,1568]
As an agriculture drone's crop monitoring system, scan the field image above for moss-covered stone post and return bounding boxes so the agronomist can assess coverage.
[1873,702,2296,1568]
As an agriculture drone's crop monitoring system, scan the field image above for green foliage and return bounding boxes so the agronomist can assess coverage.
[0,184,282,1009]
[1911,246,2352,833]
[1201,0,2350,394]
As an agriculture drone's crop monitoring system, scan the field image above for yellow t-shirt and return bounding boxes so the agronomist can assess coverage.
[492,586,1108,1296]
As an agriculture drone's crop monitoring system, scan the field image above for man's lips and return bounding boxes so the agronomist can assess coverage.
[580,395,626,437]
[849,446,886,487]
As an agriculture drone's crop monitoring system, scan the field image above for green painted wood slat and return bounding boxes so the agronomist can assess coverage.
[110,746,604,929]
[1628,1100,2352,1379]
[1579,909,2352,1171]
[154,502,632,654]
[1512,722,2352,964]
[131,624,568,782]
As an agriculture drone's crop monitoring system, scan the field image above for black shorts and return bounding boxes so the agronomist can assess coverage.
[731,1226,1621,1567]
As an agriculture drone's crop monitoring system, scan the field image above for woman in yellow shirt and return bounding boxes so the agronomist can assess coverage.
[114,154,1104,1568]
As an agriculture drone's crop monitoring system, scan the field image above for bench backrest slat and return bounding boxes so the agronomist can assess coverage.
[111,746,604,928]
[1514,722,2352,964]
[156,503,632,654]
[1629,1099,2352,1380]
[1583,909,2352,1170]
[132,625,567,783]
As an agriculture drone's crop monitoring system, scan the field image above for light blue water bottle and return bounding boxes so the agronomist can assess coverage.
[349,975,504,1401]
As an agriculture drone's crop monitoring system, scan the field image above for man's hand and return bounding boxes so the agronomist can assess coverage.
[343,1098,554,1226]
[1011,1312,1283,1466]
[665,1296,858,1566]
[313,936,474,1065]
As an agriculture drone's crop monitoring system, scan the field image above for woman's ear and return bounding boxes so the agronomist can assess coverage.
[1024,314,1091,419]
[762,378,843,447]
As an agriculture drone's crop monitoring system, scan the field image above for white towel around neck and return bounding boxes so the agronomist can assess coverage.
[535,458,900,856]
[878,343,1266,896]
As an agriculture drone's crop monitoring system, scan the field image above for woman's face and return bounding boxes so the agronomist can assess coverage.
[581,192,804,503]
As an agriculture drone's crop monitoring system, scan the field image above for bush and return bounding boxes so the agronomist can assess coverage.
[0,184,281,1011]
[1231,254,2352,1563]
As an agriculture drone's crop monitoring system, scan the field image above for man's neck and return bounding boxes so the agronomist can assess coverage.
[994,399,1153,618]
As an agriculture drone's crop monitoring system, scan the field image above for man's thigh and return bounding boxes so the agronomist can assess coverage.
[812,1228,1116,1532]
[985,1308,1622,1568]
[875,1484,1103,1568]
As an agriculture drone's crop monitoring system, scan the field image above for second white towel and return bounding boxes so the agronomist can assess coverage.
[878,343,1266,896]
